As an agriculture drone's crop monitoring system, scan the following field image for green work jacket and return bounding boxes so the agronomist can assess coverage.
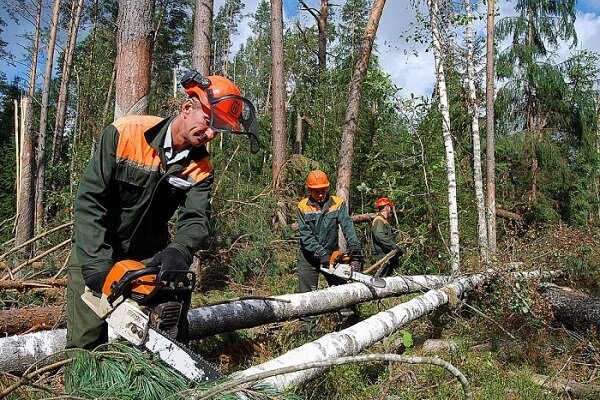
[73,115,214,280]
[371,213,396,259]
[296,195,360,259]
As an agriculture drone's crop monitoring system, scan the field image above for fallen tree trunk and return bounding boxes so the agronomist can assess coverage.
[189,274,449,338]
[0,306,63,336]
[234,269,559,390]
[539,283,600,331]
[0,275,448,372]
[290,212,376,230]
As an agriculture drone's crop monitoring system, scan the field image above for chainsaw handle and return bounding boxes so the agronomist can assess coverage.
[107,266,196,304]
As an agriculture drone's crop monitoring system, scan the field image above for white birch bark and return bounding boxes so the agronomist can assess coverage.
[428,0,460,275]
[464,0,488,265]
[234,269,560,389]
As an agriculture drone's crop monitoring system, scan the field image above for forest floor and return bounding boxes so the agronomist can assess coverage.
[1,223,600,399]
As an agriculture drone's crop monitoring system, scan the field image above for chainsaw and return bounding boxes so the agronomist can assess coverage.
[81,260,222,382]
[320,250,386,288]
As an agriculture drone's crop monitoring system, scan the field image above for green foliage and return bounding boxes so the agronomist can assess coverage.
[0,76,18,235]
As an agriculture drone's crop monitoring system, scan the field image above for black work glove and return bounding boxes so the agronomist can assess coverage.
[319,253,330,268]
[84,270,108,294]
[147,247,189,272]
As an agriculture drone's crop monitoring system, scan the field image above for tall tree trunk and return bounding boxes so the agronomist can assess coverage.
[336,0,386,201]
[51,0,85,166]
[317,0,329,69]
[464,0,488,266]
[428,0,460,275]
[271,0,286,192]
[485,0,497,255]
[193,0,213,75]
[35,0,62,232]
[114,0,155,119]
[15,0,42,255]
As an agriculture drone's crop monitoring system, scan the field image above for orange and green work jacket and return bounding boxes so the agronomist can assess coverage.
[73,115,214,281]
[371,213,396,259]
[296,195,361,259]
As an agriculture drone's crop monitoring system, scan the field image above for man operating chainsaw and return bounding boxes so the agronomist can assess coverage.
[66,71,258,349]
[296,170,364,323]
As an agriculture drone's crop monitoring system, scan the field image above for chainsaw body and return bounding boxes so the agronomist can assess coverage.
[320,250,386,288]
[81,260,221,382]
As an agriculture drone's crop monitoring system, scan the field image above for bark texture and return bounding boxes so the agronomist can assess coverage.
[0,306,63,336]
[485,0,497,254]
[270,0,286,192]
[540,283,600,331]
[114,0,155,118]
[192,0,213,74]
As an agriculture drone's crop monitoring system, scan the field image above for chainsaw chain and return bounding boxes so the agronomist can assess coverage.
[152,327,224,382]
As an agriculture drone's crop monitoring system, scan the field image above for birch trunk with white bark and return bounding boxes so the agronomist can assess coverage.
[234,270,558,389]
[464,0,488,265]
[428,0,460,275]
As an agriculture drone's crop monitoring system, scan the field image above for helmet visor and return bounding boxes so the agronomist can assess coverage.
[208,95,260,154]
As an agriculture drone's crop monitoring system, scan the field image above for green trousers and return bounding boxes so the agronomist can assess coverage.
[65,250,107,349]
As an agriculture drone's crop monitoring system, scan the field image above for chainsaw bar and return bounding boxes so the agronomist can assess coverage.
[145,328,223,382]
[320,264,386,288]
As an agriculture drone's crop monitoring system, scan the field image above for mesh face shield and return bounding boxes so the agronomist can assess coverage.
[180,71,260,154]
[207,94,260,154]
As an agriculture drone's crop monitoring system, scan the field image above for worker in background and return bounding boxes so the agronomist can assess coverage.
[296,170,363,324]
[371,197,403,277]
[66,70,258,349]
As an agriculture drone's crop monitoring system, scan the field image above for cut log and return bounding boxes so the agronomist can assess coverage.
[0,306,63,336]
[234,269,560,389]
[290,212,376,230]
[539,283,600,331]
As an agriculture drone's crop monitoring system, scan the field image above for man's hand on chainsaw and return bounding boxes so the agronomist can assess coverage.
[84,270,108,294]
[148,247,189,272]
[319,253,330,269]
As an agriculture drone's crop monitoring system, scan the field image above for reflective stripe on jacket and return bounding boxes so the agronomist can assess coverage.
[74,115,214,279]
[297,195,360,258]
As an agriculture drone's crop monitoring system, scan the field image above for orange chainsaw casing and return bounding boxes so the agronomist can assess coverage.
[101,260,157,297]
[329,250,350,265]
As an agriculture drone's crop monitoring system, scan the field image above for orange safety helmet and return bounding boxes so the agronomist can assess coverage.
[180,70,259,153]
[375,197,394,209]
[306,170,330,189]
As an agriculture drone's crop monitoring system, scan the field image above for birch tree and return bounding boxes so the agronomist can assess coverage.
[428,0,460,275]
[35,0,61,230]
[192,0,214,75]
[336,0,386,201]
[114,0,155,119]
[463,0,488,265]
[485,0,497,256]
[270,0,286,192]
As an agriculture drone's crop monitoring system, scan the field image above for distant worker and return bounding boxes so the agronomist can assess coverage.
[371,197,403,277]
[66,71,258,349]
[295,170,363,323]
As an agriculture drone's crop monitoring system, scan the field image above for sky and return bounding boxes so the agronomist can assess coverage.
[1,0,600,98]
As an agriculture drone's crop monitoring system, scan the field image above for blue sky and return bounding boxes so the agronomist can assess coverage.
[1,0,599,98]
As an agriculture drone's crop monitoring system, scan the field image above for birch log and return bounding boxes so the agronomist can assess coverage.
[234,269,560,390]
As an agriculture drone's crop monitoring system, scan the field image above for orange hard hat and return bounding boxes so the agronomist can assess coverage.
[182,74,243,131]
[375,197,394,209]
[306,170,330,189]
